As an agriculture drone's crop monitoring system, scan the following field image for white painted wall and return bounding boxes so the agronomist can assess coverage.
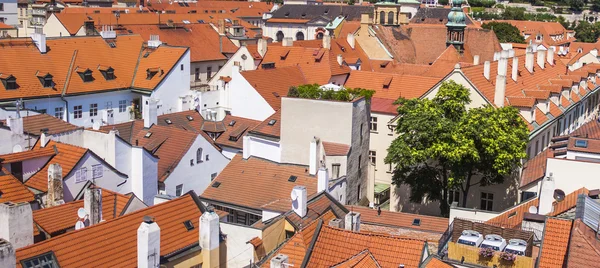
[244,135,281,163]
[220,222,262,268]
[523,158,600,197]
[448,206,500,225]
[2,156,51,182]
[149,49,192,116]
[229,66,275,121]
[131,146,159,205]
[43,14,74,37]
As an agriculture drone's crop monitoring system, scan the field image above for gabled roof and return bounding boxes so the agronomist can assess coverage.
[270,5,372,21]
[566,219,600,267]
[0,147,56,164]
[0,172,35,203]
[490,20,575,47]
[201,154,318,212]
[345,205,448,234]
[25,142,88,192]
[250,110,282,139]
[538,217,573,268]
[21,114,80,136]
[322,141,351,156]
[370,97,398,115]
[33,188,131,236]
[214,115,261,150]
[241,66,307,111]
[332,249,381,268]
[520,148,552,187]
[344,71,442,102]
[284,192,349,230]
[16,193,207,268]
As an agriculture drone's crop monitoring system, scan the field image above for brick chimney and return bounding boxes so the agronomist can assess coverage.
[309,137,319,175]
[537,48,547,70]
[200,208,220,268]
[137,216,160,268]
[511,57,519,82]
[30,28,46,54]
[0,202,33,249]
[317,167,329,193]
[0,239,15,268]
[46,163,64,207]
[473,55,480,65]
[337,54,343,66]
[84,187,103,225]
[270,254,289,268]
[148,35,162,48]
[282,37,293,47]
[483,61,491,80]
[322,34,331,49]
[547,47,555,65]
[497,53,508,76]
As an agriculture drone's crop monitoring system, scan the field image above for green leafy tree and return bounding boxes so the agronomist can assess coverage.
[557,16,570,29]
[287,84,375,102]
[384,81,528,216]
[569,0,585,11]
[574,21,599,42]
[482,22,525,43]
[502,7,526,20]
[593,0,600,12]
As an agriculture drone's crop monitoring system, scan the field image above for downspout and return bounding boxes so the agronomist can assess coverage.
[61,50,78,123]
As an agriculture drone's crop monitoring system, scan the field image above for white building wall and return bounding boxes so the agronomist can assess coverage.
[220,223,262,268]
[263,22,308,41]
[448,207,500,225]
[149,49,192,116]
[131,146,158,205]
[244,136,281,163]
[523,158,600,196]
[42,14,72,37]
[229,66,275,121]
[0,0,18,26]
[163,135,229,197]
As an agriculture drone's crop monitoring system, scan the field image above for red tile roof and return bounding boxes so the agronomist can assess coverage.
[201,155,318,212]
[0,147,55,164]
[16,193,207,268]
[566,219,600,267]
[346,206,448,234]
[241,66,307,111]
[344,71,442,101]
[492,20,575,47]
[322,141,351,156]
[538,218,573,268]
[520,148,552,187]
[214,115,261,150]
[0,172,35,203]
[370,97,398,115]
[332,250,381,268]
[25,142,88,192]
[250,110,281,138]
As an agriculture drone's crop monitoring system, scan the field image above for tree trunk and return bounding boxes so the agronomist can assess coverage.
[461,170,473,209]
[440,167,450,217]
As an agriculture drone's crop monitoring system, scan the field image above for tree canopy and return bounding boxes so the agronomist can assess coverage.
[482,22,526,43]
[287,84,375,102]
[574,21,600,43]
[384,81,528,216]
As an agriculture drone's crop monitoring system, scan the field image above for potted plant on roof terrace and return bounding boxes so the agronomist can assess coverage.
[478,247,495,258]
[499,251,517,263]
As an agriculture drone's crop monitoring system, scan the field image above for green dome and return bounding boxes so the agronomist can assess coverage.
[452,0,463,6]
[447,11,466,24]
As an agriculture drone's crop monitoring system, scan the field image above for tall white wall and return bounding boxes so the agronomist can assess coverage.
[131,146,158,205]
[42,14,72,37]
[150,50,192,116]
[220,223,262,268]
[229,66,275,121]
[244,136,281,163]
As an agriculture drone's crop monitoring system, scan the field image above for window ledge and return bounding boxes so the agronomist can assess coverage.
[370,131,378,134]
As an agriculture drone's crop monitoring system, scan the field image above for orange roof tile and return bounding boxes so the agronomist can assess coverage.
[16,193,207,268]
[535,107,548,125]
[538,218,572,268]
[371,97,398,115]
[332,250,381,268]
[345,71,442,101]
[0,173,35,203]
[549,101,562,118]
[423,257,453,268]
[0,22,15,30]
[322,141,350,156]
[523,90,550,99]
[250,110,281,139]
[0,147,55,164]
[214,115,261,150]
[507,96,536,108]
[520,148,552,187]
[201,155,318,212]
[492,20,574,47]
[21,114,81,135]
[241,66,307,111]
[346,206,448,234]
[25,141,88,192]
[566,219,600,267]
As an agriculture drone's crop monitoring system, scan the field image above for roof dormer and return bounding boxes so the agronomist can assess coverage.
[37,73,54,88]
[98,66,115,81]
[0,74,17,90]
[77,68,94,83]
[146,68,161,80]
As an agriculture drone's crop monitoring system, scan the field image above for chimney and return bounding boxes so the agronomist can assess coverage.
[0,202,33,249]
[511,57,519,82]
[547,47,555,65]
[322,34,331,49]
[337,54,343,66]
[200,208,220,268]
[143,98,158,128]
[497,55,508,76]
[329,218,343,228]
[537,48,547,70]
[30,28,46,54]
[508,49,515,58]
[0,239,15,268]
[494,75,506,108]
[473,55,480,65]
[84,187,103,225]
[148,35,162,48]
[242,135,251,159]
[483,61,491,80]
[270,254,289,268]
[291,186,307,218]
[344,212,360,232]
[282,37,293,47]
[538,173,555,215]
[218,19,226,35]
[137,216,160,268]
[317,167,329,193]
[100,25,116,39]
[257,38,268,58]
[493,52,499,61]
[46,163,64,207]
[347,33,355,49]
[309,137,319,175]
[8,116,23,136]
[526,46,535,73]
[131,147,158,206]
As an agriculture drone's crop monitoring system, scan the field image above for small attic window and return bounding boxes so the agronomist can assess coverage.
[183,220,194,231]
[212,181,221,188]
[78,69,94,83]
[1,75,17,90]
[0,190,3,198]
[262,62,275,69]
[288,175,297,182]
[508,211,517,218]
[229,120,236,126]
[412,218,421,226]
[186,115,194,121]
[272,92,280,98]
[99,66,115,80]
[575,139,588,148]
[268,119,277,126]
[146,68,159,80]
[144,132,152,138]
[165,119,172,124]
[38,73,54,88]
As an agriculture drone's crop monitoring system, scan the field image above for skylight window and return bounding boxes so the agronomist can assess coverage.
[165,119,172,124]
[229,120,236,126]
[288,175,297,182]
[186,115,194,121]
[575,139,588,148]
[268,119,277,126]
[144,132,152,138]
[183,220,194,231]
[20,251,60,268]
[412,218,421,226]
[212,181,221,188]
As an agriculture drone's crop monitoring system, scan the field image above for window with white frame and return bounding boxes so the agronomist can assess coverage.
[197,148,203,163]
[176,184,183,196]
[480,192,494,211]
[332,163,340,179]
[92,164,103,179]
[370,116,378,131]
[119,100,127,113]
[54,107,63,119]
[211,173,217,181]
[74,105,82,119]
[75,167,88,183]
[369,151,376,166]
[90,103,98,117]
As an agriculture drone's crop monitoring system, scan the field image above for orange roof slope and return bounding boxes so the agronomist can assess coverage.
[201,155,318,212]
[322,141,351,156]
[22,114,80,135]
[16,193,206,268]
[332,250,381,268]
[0,147,55,164]
[250,110,282,138]
[346,206,448,234]
[25,142,88,192]
[567,219,600,267]
[33,188,131,235]
[241,66,307,111]
[284,192,348,229]
[520,148,552,187]
[344,71,442,101]
[538,218,573,268]
[305,225,426,267]
[214,115,261,150]
[0,173,35,203]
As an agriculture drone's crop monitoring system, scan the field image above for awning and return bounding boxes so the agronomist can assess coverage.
[374,183,390,194]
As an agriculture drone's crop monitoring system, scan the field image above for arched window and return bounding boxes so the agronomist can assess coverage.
[197,148,203,163]
[276,31,284,42]
[379,11,385,24]
[296,31,305,41]
[388,11,394,25]
[316,32,324,39]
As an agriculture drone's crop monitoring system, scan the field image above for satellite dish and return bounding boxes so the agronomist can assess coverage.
[77,208,87,219]
[291,189,298,200]
[554,189,566,202]
[528,206,538,214]
[75,221,85,230]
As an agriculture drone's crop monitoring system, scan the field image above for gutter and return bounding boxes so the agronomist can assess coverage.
[61,49,78,122]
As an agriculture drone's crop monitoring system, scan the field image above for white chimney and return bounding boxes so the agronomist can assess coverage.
[473,55,480,66]
[282,37,293,47]
[200,208,220,268]
[309,137,319,175]
[137,216,160,268]
[508,49,515,58]
[337,54,343,66]
[500,50,509,60]
[0,202,33,249]
[317,167,329,193]
[347,33,355,49]
[242,135,251,159]
[291,186,307,218]
[511,57,519,82]
[495,75,506,108]
[0,239,15,268]
[493,52,499,61]
[344,212,360,232]
[8,116,23,136]
[483,61,491,80]
[30,28,46,54]
[498,56,508,76]
[40,132,51,148]
[47,163,64,207]
[538,173,555,215]
[148,35,162,48]
[100,25,116,39]
[143,98,158,128]
[537,48,547,70]
[270,254,289,268]
[322,34,331,49]
[84,187,103,225]
[131,147,158,206]
[257,38,268,58]
[329,218,343,228]
[547,47,555,65]
[526,46,535,73]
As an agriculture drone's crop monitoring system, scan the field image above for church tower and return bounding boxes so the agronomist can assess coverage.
[446,0,467,52]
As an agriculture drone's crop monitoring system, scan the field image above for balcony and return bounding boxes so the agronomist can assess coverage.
[447,242,533,268]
